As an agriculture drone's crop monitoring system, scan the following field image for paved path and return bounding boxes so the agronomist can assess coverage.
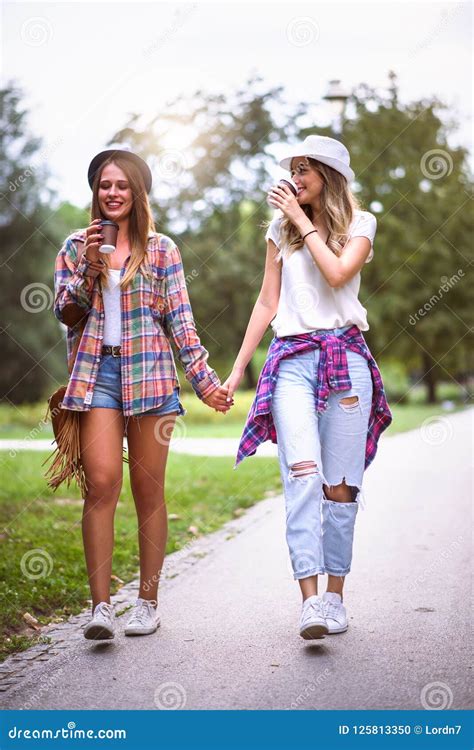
[1,410,471,710]
[0,436,277,458]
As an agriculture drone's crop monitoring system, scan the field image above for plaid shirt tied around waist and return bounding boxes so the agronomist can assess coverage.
[54,231,220,415]
[235,325,392,470]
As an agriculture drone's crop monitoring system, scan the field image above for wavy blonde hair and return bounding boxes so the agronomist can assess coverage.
[90,155,156,288]
[276,156,363,262]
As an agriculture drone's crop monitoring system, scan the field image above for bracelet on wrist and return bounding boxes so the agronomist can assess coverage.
[302,229,318,241]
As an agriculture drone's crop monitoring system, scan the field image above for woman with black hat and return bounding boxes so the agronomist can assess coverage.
[53,149,232,640]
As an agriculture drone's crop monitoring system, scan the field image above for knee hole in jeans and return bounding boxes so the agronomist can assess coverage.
[338,395,359,412]
[288,461,319,481]
[324,478,359,502]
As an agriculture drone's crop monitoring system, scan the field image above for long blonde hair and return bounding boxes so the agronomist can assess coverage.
[276,157,363,261]
[90,156,156,288]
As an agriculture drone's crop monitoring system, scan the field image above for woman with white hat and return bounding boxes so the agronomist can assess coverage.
[225,135,392,640]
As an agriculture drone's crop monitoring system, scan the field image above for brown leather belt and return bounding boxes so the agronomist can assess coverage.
[101,345,121,357]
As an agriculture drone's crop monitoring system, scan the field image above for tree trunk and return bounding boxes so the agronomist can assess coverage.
[421,351,437,403]
[244,359,257,390]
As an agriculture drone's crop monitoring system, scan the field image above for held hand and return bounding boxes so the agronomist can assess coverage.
[222,366,245,403]
[267,183,305,224]
[202,385,234,413]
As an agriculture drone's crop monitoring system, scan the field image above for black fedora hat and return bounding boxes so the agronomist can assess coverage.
[88,149,152,193]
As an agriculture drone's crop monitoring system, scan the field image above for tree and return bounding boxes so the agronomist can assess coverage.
[0,82,67,404]
[317,73,473,403]
[109,75,299,386]
[110,73,473,400]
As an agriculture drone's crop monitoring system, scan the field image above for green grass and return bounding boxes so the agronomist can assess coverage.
[0,382,470,442]
[0,451,281,661]
[0,383,470,662]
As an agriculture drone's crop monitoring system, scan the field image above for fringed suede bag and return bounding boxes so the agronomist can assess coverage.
[42,319,89,496]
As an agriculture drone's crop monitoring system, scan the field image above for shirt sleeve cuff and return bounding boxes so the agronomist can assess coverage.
[190,368,221,400]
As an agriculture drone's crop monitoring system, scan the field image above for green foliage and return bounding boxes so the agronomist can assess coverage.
[0,84,78,404]
[2,74,472,404]
[344,78,473,401]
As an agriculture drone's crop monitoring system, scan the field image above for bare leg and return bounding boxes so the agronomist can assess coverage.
[299,575,318,600]
[323,476,355,602]
[126,413,177,603]
[79,408,124,609]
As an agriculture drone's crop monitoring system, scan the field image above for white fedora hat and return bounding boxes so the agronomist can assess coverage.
[279,134,355,183]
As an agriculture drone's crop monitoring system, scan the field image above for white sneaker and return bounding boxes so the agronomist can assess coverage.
[322,592,348,633]
[83,601,115,640]
[299,595,328,640]
[124,597,160,636]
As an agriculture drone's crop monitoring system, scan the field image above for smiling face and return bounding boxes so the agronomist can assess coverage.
[98,162,134,221]
[290,156,324,206]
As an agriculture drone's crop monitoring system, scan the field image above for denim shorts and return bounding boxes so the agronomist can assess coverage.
[90,354,186,418]
[270,325,373,579]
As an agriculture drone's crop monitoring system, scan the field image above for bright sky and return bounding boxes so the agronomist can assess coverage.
[3,0,472,207]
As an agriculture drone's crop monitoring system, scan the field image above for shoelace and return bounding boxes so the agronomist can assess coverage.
[128,600,157,626]
[94,602,113,620]
[324,600,342,620]
[303,599,324,621]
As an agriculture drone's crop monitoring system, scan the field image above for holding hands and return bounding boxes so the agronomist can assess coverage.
[203,384,234,414]
[203,364,246,413]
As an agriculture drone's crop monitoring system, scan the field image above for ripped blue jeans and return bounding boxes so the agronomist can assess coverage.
[270,326,373,579]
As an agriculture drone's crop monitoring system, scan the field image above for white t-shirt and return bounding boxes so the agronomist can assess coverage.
[265,210,377,336]
[102,269,122,346]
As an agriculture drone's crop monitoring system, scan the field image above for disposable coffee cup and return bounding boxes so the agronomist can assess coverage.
[267,177,298,206]
[278,178,298,196]
[99,220,119,254]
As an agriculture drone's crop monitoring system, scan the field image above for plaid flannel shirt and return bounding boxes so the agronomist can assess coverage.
[54,230,221,415]
[234,324,392,469]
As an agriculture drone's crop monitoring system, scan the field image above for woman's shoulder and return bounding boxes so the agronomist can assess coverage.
[58,229,87,260]
[147,231,178,255]
[264,213,283,246]
[349,209,377,233]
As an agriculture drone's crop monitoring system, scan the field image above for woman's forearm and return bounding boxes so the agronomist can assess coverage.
[233,296,277,371]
